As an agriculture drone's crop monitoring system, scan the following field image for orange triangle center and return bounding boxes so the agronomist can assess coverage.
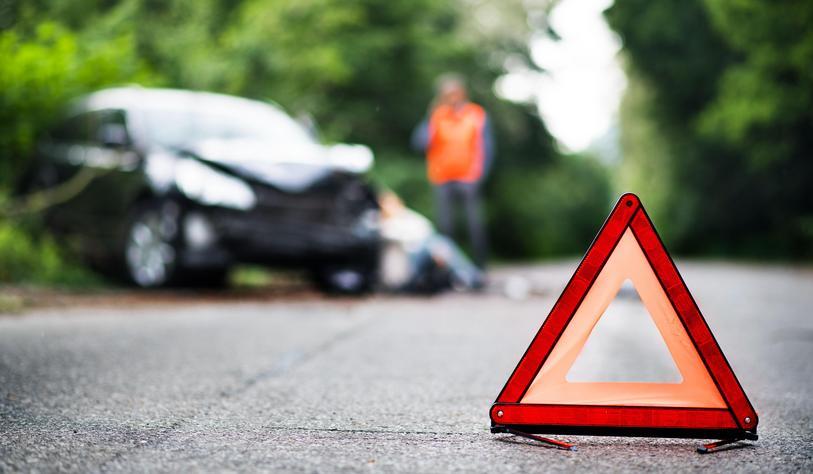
[520,229,726,408]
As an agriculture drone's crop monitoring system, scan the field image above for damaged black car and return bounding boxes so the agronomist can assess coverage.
[19,87,381,292]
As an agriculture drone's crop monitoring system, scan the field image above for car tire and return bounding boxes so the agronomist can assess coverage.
[122,200,183,288]
[177,267,230,288]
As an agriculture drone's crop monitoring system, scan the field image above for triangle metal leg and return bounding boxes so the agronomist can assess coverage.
[697,432,757,454]
[501,427,577,451]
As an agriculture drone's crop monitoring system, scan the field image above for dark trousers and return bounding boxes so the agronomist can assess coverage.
[434,181,488,268]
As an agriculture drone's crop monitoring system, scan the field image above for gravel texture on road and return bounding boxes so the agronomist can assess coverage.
[1,262,811,472]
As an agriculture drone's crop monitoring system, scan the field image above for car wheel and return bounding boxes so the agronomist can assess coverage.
[124,201,180,288]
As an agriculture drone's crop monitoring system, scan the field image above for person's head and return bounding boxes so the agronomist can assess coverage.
[435,73,468,108]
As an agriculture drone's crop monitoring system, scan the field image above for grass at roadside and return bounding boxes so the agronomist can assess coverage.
[0,220,102,289]
[0,292,25,314]
[230,265,310,290]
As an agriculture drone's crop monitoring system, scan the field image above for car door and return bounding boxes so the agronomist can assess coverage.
[76,109,146,257]
[34,111,95,234]
[38,109,144,259]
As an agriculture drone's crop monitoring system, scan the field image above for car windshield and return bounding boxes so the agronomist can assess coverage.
[136,97,315,149]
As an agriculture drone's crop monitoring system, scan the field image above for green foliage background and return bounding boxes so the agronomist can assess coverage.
[3,0,810,286]
[0,0,613,285]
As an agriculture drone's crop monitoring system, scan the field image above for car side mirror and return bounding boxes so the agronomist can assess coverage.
[98,123,129,148]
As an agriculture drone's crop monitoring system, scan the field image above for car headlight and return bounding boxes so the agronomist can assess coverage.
[175,158,256,210]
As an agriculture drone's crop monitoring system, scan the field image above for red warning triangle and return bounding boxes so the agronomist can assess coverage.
[490,194,757,441]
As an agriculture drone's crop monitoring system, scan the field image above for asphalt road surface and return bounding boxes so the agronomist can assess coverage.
[1,262,811,472]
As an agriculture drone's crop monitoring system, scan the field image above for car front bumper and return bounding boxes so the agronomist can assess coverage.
[179,207,380,268]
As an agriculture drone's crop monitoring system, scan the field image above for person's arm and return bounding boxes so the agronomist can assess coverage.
[411,119,430,153]
[481,115,495,179]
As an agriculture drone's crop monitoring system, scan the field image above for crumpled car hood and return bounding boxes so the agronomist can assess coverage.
[187,138,372,193]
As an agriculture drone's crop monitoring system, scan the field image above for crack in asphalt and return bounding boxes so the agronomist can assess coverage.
[94,312,375,471]
[219,315,375,399]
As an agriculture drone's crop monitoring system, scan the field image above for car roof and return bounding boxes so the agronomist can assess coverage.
[72,87,284,115]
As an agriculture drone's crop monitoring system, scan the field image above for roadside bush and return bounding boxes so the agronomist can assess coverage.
[0,21,152,187]
[487,154,611,259]
[0,220,99,287]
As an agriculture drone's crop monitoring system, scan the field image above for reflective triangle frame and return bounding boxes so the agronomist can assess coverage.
[490,193,758,440]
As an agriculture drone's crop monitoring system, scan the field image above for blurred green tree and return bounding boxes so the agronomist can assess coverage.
[607,0,813,257]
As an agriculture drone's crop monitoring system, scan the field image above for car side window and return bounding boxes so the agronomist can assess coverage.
[49,113,92,143]
[50,110,129,145]
[88,109,130,147]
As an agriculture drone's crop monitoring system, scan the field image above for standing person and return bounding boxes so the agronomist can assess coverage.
[411,74,494,269]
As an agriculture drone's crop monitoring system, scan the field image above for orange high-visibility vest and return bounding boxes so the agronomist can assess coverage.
[426,103,487,184]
